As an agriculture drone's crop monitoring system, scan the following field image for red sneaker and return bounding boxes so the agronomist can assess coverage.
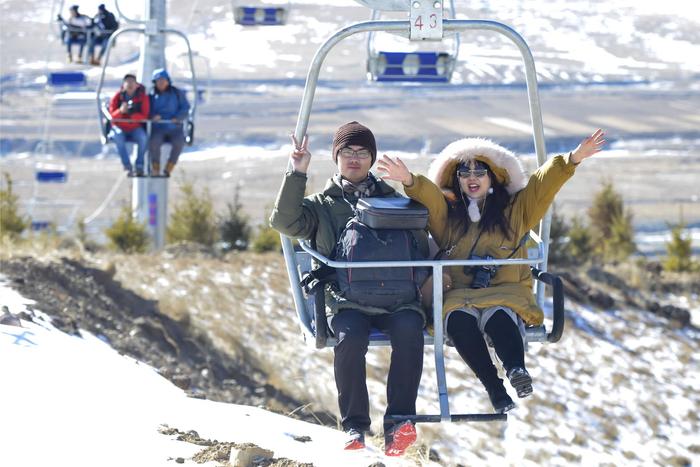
[384,421,417,456]
[344,429,365,450]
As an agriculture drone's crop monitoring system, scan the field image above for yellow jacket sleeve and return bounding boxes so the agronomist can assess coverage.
[404,173,451,248]
[512,153,577,233]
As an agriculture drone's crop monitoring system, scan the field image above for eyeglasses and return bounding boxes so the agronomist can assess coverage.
[457,169,488,179]
[338,148,372,160]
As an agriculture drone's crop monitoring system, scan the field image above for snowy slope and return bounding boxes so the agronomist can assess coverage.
[0,280,426,467]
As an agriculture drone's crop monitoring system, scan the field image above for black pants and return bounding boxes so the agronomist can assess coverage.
[330,309,424,433]
[446,311,525,392]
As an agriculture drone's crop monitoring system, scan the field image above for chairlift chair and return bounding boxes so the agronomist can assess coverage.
[27,162,81,233]
[366,0,460,82]
[280,0,565,425]
[95,26,198,149]
[232,0,289,26]
[47,71,87,88]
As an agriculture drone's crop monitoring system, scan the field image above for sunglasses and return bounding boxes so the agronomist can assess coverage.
[457,169,488,179]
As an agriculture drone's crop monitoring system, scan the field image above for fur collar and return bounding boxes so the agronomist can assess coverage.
[428,138,527,200]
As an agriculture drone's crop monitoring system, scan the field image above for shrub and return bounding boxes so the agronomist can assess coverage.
[664,222,694,272]
[167,177,217,246]
[568,216,593,263]
[547,205,570,265]
[607,212,637,261]
[0,171,28,238]
[251,225,281,253]
[105,206,149,253]
[588,180,636,261]
[219,184,251,251]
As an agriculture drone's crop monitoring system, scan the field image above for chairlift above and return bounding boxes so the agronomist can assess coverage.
[232,1,289,26]
[28,162,81,233]
[47,71,87,88]
[95,25,198,149]
[365,0,460,82]
[280,6,563,424]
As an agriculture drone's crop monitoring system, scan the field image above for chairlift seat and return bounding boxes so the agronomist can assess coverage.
[48,71,87,87]
[235,6,287,25]
[31,221,51,231]
[35,169,68,183]
[370,51,454,82]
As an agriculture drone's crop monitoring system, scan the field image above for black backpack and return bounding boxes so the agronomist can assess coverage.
[332,197,429,309]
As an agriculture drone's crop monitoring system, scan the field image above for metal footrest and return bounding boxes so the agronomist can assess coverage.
[385,413,507,423]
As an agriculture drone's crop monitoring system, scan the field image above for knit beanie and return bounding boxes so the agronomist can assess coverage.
[331,121,377,165]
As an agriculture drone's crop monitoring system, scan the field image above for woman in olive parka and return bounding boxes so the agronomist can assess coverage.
[377,129,605,413]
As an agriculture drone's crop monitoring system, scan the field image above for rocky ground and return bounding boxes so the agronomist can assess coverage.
[0,245,337,427]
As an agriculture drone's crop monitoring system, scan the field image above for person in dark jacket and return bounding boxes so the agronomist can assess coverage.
[88,4,119,65]
[57,5,92,63]
[108,74,150,176]
[148,68,190,177]
[270,122,427,456]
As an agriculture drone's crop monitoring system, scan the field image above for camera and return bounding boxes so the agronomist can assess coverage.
[126,99,141,114]
[465,255,498,289]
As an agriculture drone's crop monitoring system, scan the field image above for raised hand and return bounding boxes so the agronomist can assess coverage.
[571,129,606,164]
[376,154,413,186]
[290,134,311,173]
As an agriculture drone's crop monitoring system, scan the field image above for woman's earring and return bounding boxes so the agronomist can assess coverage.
[488,187,494,194]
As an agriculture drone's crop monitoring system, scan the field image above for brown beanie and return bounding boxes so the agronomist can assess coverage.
[331,121,377,164]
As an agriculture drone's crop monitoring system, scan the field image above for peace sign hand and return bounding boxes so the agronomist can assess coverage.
[290,134,311,173]
[376,154,414,186]
[571,129,606,164]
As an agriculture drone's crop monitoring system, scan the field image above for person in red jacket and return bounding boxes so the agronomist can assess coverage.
[108,74,149,176]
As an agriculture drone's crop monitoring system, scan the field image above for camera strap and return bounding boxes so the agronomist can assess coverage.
[467,229,528,260]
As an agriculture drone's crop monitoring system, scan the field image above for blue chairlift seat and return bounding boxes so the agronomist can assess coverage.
[374,51,452,83]
[35,169,67,183]
[31,221,52,231]
[236,6,286,25]
[48,71,87,87]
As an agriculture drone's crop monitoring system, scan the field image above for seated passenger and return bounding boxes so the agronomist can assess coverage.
[148,69,190,177]
[377,130,605,413]
[88,4,119,66]
[108,74,149,176]
[270,122,427,456]
[58,5,92,63]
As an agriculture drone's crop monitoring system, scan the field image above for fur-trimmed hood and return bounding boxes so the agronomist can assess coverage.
[428,138,527,200]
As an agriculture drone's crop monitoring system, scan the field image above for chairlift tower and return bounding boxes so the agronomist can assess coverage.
[133,0,168,250]
[98,0,198,250]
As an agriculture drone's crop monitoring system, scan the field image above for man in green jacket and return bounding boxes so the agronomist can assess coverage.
[270,122,426,456]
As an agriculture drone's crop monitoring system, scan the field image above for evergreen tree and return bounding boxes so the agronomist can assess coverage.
[588,180,636,261]
[105,206,149,253]
[219,183,251,251]
[547,204,570,265]
[167,177,217,246]
[568,215,593,263]
[0,172,28,238]
[664,222,694,272]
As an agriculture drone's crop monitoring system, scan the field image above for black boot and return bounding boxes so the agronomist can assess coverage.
[507,367,533,398]
[488,385,516,413]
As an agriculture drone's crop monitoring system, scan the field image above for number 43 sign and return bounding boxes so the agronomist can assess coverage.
[410,1,444,41]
